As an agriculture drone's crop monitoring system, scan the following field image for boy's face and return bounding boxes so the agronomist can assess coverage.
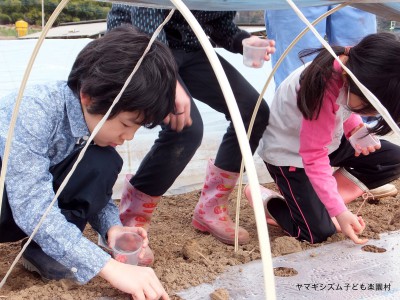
[81,93,142,147]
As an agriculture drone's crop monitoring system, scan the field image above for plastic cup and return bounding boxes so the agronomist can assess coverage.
[112,232,143,265]
[349,126,381,151]
[242,38,269,69]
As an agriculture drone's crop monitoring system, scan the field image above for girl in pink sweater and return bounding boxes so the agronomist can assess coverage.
[249,32,400,244]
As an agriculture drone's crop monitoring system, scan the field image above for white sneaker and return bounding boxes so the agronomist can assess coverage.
[366,184,398,200]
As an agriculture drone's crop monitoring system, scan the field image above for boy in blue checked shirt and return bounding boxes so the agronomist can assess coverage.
[0,26,175,300]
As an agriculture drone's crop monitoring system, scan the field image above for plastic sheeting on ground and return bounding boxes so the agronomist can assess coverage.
[177,230,400,300]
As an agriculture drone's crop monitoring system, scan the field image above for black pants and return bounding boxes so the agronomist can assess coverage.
[0,145,123,243]
[266,137,400,244]
[131,49,270,195]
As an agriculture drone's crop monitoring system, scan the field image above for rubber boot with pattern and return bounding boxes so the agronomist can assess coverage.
[119,174,160,266]
[192,159,250,245]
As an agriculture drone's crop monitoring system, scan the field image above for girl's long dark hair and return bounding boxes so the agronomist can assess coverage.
[297,46,343,120]
[297,32,400,136]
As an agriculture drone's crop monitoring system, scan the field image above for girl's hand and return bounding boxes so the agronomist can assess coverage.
[336,210,368,244]
[107,225,149,261]
[163,80,192,132]
[99,259,169,300]
[349,124,381,157]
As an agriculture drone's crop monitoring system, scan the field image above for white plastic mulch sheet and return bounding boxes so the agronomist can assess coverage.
[178,230,400,300]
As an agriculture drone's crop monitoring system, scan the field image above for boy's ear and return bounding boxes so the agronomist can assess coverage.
[80,91,92,107]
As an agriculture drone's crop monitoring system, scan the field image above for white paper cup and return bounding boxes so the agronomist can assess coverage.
[112,232,143,265]
[242,38,269,69]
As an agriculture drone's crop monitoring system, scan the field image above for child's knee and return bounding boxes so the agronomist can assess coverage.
[309,226,336,244]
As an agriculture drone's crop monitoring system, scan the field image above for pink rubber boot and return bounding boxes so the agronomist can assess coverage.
[192,159,250,245]
[244,184,282,227]
[334,168,397,204]
[333,168,368,204]
[119,174,161,266]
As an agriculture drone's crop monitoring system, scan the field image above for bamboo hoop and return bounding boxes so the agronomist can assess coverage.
[2,1,399,299]
[0,2,175,288]
[234,3,349,253]
[286,0,400,137]
[0,0,72,288]
[169,0,277,299]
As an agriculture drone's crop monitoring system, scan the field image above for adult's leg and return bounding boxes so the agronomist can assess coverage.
[119,72,203,261]
[264,6,327,88]
[266,163,336,244]
[129,75,203,196]
[179,50,269,172]
[179,49,269,244]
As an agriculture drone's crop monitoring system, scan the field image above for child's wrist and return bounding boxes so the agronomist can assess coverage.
[349,125,380,151]
[349,123,365,137]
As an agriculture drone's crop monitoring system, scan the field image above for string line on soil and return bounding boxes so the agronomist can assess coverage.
[356,192,374,215]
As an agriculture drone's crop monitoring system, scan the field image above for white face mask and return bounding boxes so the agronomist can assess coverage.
[345,85,352,112]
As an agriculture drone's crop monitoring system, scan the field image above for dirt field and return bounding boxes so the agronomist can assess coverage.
[1,179,400,299]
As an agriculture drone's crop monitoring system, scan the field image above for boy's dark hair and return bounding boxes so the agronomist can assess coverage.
[297,32,400,136]
[68,25,177,128]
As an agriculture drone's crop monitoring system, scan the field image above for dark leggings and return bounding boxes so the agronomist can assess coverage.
[0,145,123,243]
[266,137,400,244]
[131,49,270,195]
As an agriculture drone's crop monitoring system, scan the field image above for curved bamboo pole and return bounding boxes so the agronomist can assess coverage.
[234,3,348,250]
[0,0,71,236]
[286,0,400,137]
[169,0,276,299]
[0,0,72,288]
[0,3,175,288]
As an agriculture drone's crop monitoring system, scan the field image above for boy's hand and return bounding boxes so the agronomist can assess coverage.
[107,225,149,260]
[336,210,368,245]
[163,80,192,132]
[100,260,169,300]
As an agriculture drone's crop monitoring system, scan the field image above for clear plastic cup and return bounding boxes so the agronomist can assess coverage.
[112,232,143,265]
[349,126,381,151]
[242,38,269,68]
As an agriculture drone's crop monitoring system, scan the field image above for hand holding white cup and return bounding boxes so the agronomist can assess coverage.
[111,232,143,265]
[242,37,272,68]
